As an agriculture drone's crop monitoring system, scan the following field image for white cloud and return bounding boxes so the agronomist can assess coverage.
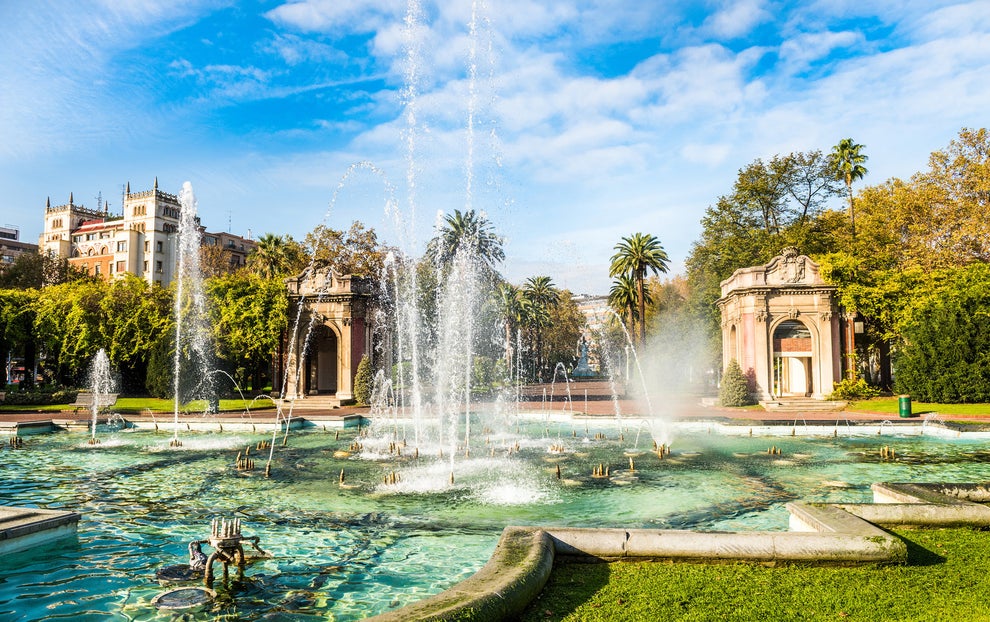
[702,0,771,39]
[264,33,350,66]
[264,0,404,34]
[777,30,863,75]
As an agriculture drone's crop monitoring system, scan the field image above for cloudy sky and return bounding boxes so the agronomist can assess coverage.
[2,0,988,293]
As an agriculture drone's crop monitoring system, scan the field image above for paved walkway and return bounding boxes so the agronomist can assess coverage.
[2,381,989,426]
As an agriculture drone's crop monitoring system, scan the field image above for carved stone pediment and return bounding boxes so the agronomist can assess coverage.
[765,247,817,285]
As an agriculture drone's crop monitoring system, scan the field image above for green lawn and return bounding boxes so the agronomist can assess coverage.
[845,397,990,417]
[0,396,275,414]
[522,527,990,622]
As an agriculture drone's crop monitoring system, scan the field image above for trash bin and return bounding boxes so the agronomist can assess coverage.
[898,394,912,418]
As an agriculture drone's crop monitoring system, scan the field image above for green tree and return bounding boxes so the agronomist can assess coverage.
[100,275,173,392]
[543,290,586,373]
[33,279,108,384]
[893,263,990,402]
[145,327,175,399]
[0,289,39,387]
[305,222,389,277]
[207,271,288,391]
[0,252,88,289]
[830,138,869,238]
[609,233,669,344]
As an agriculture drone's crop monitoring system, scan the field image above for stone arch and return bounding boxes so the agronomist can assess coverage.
[304,322,340,395]
[770,318,815,397]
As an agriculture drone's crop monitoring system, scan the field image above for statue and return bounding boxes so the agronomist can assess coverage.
[571,336,595,378]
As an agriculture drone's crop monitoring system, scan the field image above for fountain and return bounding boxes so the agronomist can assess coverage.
[86,349,115,445]
[6,425,990,619]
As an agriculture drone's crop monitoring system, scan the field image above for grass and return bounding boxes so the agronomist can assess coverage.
[521,527,990,622]
[845,397,990,417]
[0,397,275,414]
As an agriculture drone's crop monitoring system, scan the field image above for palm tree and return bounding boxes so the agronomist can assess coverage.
[829,138,869,238]
[495,282,530,368]
[248,233,293,279]
[426,209,505,275]
[523,276,558,378]
[608,273,642,338]
[609,233,669,344]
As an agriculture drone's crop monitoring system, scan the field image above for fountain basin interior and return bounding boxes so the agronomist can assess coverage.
[3,421,990,620]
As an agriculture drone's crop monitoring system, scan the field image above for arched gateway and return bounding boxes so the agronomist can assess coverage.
[717,247,843,401]
[278,269,375,405]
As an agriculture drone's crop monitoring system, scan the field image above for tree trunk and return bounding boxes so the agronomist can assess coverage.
[847,175,855,239]
[23,339,36,390]
[636,271,646,345]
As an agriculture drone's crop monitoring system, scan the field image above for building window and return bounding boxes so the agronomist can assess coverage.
[116,241,127,252]
[86,233,96,241]
[100,246,108,255]
[143,261,149,272]
[155,260,163,274]
[156,241,163,253]
[72,235,82,243]
[144,241,150,252]
[134,205,146,216]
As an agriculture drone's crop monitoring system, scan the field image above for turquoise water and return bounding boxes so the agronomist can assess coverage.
[2,424,990,620]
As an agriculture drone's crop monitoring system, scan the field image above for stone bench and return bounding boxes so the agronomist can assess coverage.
[71,392,118,414]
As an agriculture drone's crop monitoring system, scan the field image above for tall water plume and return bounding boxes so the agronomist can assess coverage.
[171,182,216,446]
[87,348,115,444]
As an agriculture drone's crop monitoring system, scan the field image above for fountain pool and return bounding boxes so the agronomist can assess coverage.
[3,422,990,620]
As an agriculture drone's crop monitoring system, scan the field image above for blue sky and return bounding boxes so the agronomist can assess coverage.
[2,0,989,294]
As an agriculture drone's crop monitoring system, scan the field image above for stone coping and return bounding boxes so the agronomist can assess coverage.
[367,482,990,621]
[0,506,80,556]
[363,526,555,622]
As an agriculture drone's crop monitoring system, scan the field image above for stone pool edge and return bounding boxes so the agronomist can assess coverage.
[365,482,990,621]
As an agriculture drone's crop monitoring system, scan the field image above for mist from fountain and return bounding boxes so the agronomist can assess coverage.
[600,307,670,445]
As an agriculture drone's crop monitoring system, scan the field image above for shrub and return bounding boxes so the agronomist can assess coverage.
[353,355,372,406]
[719,359,755,407]
[2,388,78,406]
[829,378,881,400]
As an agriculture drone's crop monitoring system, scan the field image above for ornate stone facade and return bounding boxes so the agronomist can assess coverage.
[39,179,254,286]
[717,247,842,400]
[280,268,375,403]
